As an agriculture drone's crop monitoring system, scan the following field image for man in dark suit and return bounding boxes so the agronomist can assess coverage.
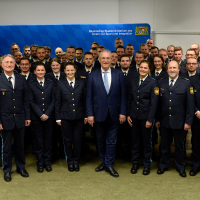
[125,44,136,66]
[110,51,120,69]
[165,45,175,65]
[14,51,23,73]
[30,44,39,63]
[132,51,145,72]
[86,50,126,177]
[156,60,194,177]
[0,54,31,182]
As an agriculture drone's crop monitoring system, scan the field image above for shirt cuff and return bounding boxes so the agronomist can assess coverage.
[56,120,61,122]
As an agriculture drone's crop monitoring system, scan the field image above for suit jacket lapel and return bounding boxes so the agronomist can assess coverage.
[97,69,107,94]
[171,77,181,91]
[139,76,150,89]
[64,79,73,92]
[14,73,20,90]
[1,73,13,89]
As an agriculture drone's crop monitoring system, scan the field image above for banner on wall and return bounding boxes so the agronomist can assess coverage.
[0,23,150,57]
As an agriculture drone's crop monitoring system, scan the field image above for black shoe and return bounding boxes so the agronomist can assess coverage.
[189,169,197,176]
[143,167,150,175]
[16,169,29,177]
[45,165,52,172]
[4,172,11,182]
[68,164,74,172]
[95,163,104,172]
[37,166,44,173]
[157,168,167,175]
[130,164,139,174]
[179,170,187,178]
[105,166,119,177]
[74,164,80,172]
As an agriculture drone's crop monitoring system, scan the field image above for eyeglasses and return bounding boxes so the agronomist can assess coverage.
[186,63,198,65]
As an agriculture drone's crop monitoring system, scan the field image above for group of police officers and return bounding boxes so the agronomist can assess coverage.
[0,38,199,182]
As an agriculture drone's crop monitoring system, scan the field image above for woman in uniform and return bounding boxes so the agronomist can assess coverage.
[55,62,86,172]
[127,60,159,175]
[28,62,54,173]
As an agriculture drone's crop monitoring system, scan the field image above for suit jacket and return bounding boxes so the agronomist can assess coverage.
[86,68,126,122]
[157,77,194,129]
[127,76,159,122]
[0,72,30,130]
[61,60,84,72]
[28,79,54,120]
[151,70,168,80]
[30,61,52,73]
[55,79,85,120]
[123,69,139,90]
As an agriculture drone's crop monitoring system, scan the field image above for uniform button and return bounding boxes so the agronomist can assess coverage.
[13,99,15,101]
[73,104,75,106]
[42,98,44,100]
[137,108,139,110]
[43,104,44,106]
[138,90,140,92]
[169,107,171,109]
[137,102,139,104]
[72,93,74,95]
[170,92,172,94]
[43,109,45,111]
[137,96,139,98]
[42,92,44,94]
[169,114,171,117]
[72,98,74,100]
[14,114,16,116]
[13,91,14,93]
[14,106,15,108]
[73,110,75,111]
[169,100,171,102]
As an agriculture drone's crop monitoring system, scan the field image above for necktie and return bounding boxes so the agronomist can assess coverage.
[169,79,174,90]
[140,80,144,86]
[8,77,13,88]
[70,81,73,88]
[55,75,59,80]
[87,71,90,74]
[156,72,159,76]
[103,72,109,94]
[124,72,127,76]
[24,75,27,80]
[39,81,43,87]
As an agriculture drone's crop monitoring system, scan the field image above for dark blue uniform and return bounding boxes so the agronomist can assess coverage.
[28,79,54,167]
[0,72,30,173]
[45,72,66,159]
[157,77,194,171]
[127,75,159,168]
[55,78,85,165]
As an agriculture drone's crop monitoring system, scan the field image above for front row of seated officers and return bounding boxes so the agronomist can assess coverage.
[0,49,198,182]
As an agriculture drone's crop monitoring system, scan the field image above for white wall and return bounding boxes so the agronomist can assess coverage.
[0,0,200,54]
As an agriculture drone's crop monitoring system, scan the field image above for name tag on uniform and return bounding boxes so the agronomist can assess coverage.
[1,89,7,95]
[154,87,159,95]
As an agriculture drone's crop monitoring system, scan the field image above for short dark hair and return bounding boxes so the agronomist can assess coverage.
[20,57,30,63]
[76,47,83,52]
[84,51,93,56]
[120,54,130,61]
[35,61,46,70]
[44,46,51,52]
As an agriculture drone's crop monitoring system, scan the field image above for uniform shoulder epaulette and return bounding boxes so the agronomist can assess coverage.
[185,78,189,81]
[80,76,86,79]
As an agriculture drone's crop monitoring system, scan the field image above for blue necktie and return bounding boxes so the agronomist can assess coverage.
[103,72,109,94]
[169,80,174,91]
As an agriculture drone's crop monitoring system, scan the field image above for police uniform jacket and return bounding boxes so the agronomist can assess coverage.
[151,70,168,80]
[0,72,30,130]
[28,79,54,120]
[127,75,159,122]
[45,72,66,88]
[157,77,194,129]
[55,78,85,120]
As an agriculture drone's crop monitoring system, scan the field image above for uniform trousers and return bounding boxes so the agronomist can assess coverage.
[159,127,185,171]
[130,119,152,167]
[31,118,53,166]
[61,119,83,165]
[191,116,200,170]
[95,114,119,167]
[1,127,25,173]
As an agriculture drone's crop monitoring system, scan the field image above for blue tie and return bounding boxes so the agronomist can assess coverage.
[103,72,109,94]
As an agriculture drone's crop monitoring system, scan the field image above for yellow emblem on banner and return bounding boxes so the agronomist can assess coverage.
[135,26,148,35]
[190,87,194,94]
[154,87,159,95]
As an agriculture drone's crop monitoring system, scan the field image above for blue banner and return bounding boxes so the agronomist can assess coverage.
[0,23,150,57]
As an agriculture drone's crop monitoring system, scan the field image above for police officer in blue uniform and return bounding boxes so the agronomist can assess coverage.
[28,62,54,173]
[0,54,31,182]
[156,60,194,177]
[127,60,159,175]
[45,58,66,160]
[181,58,200,176]
[55,62,86,172]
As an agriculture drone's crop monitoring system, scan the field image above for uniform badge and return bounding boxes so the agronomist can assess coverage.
[80,76,86,79]
[1,89,7,95]
[154,87,159,95]
[190,87,194,94]
[194,89,197,93]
